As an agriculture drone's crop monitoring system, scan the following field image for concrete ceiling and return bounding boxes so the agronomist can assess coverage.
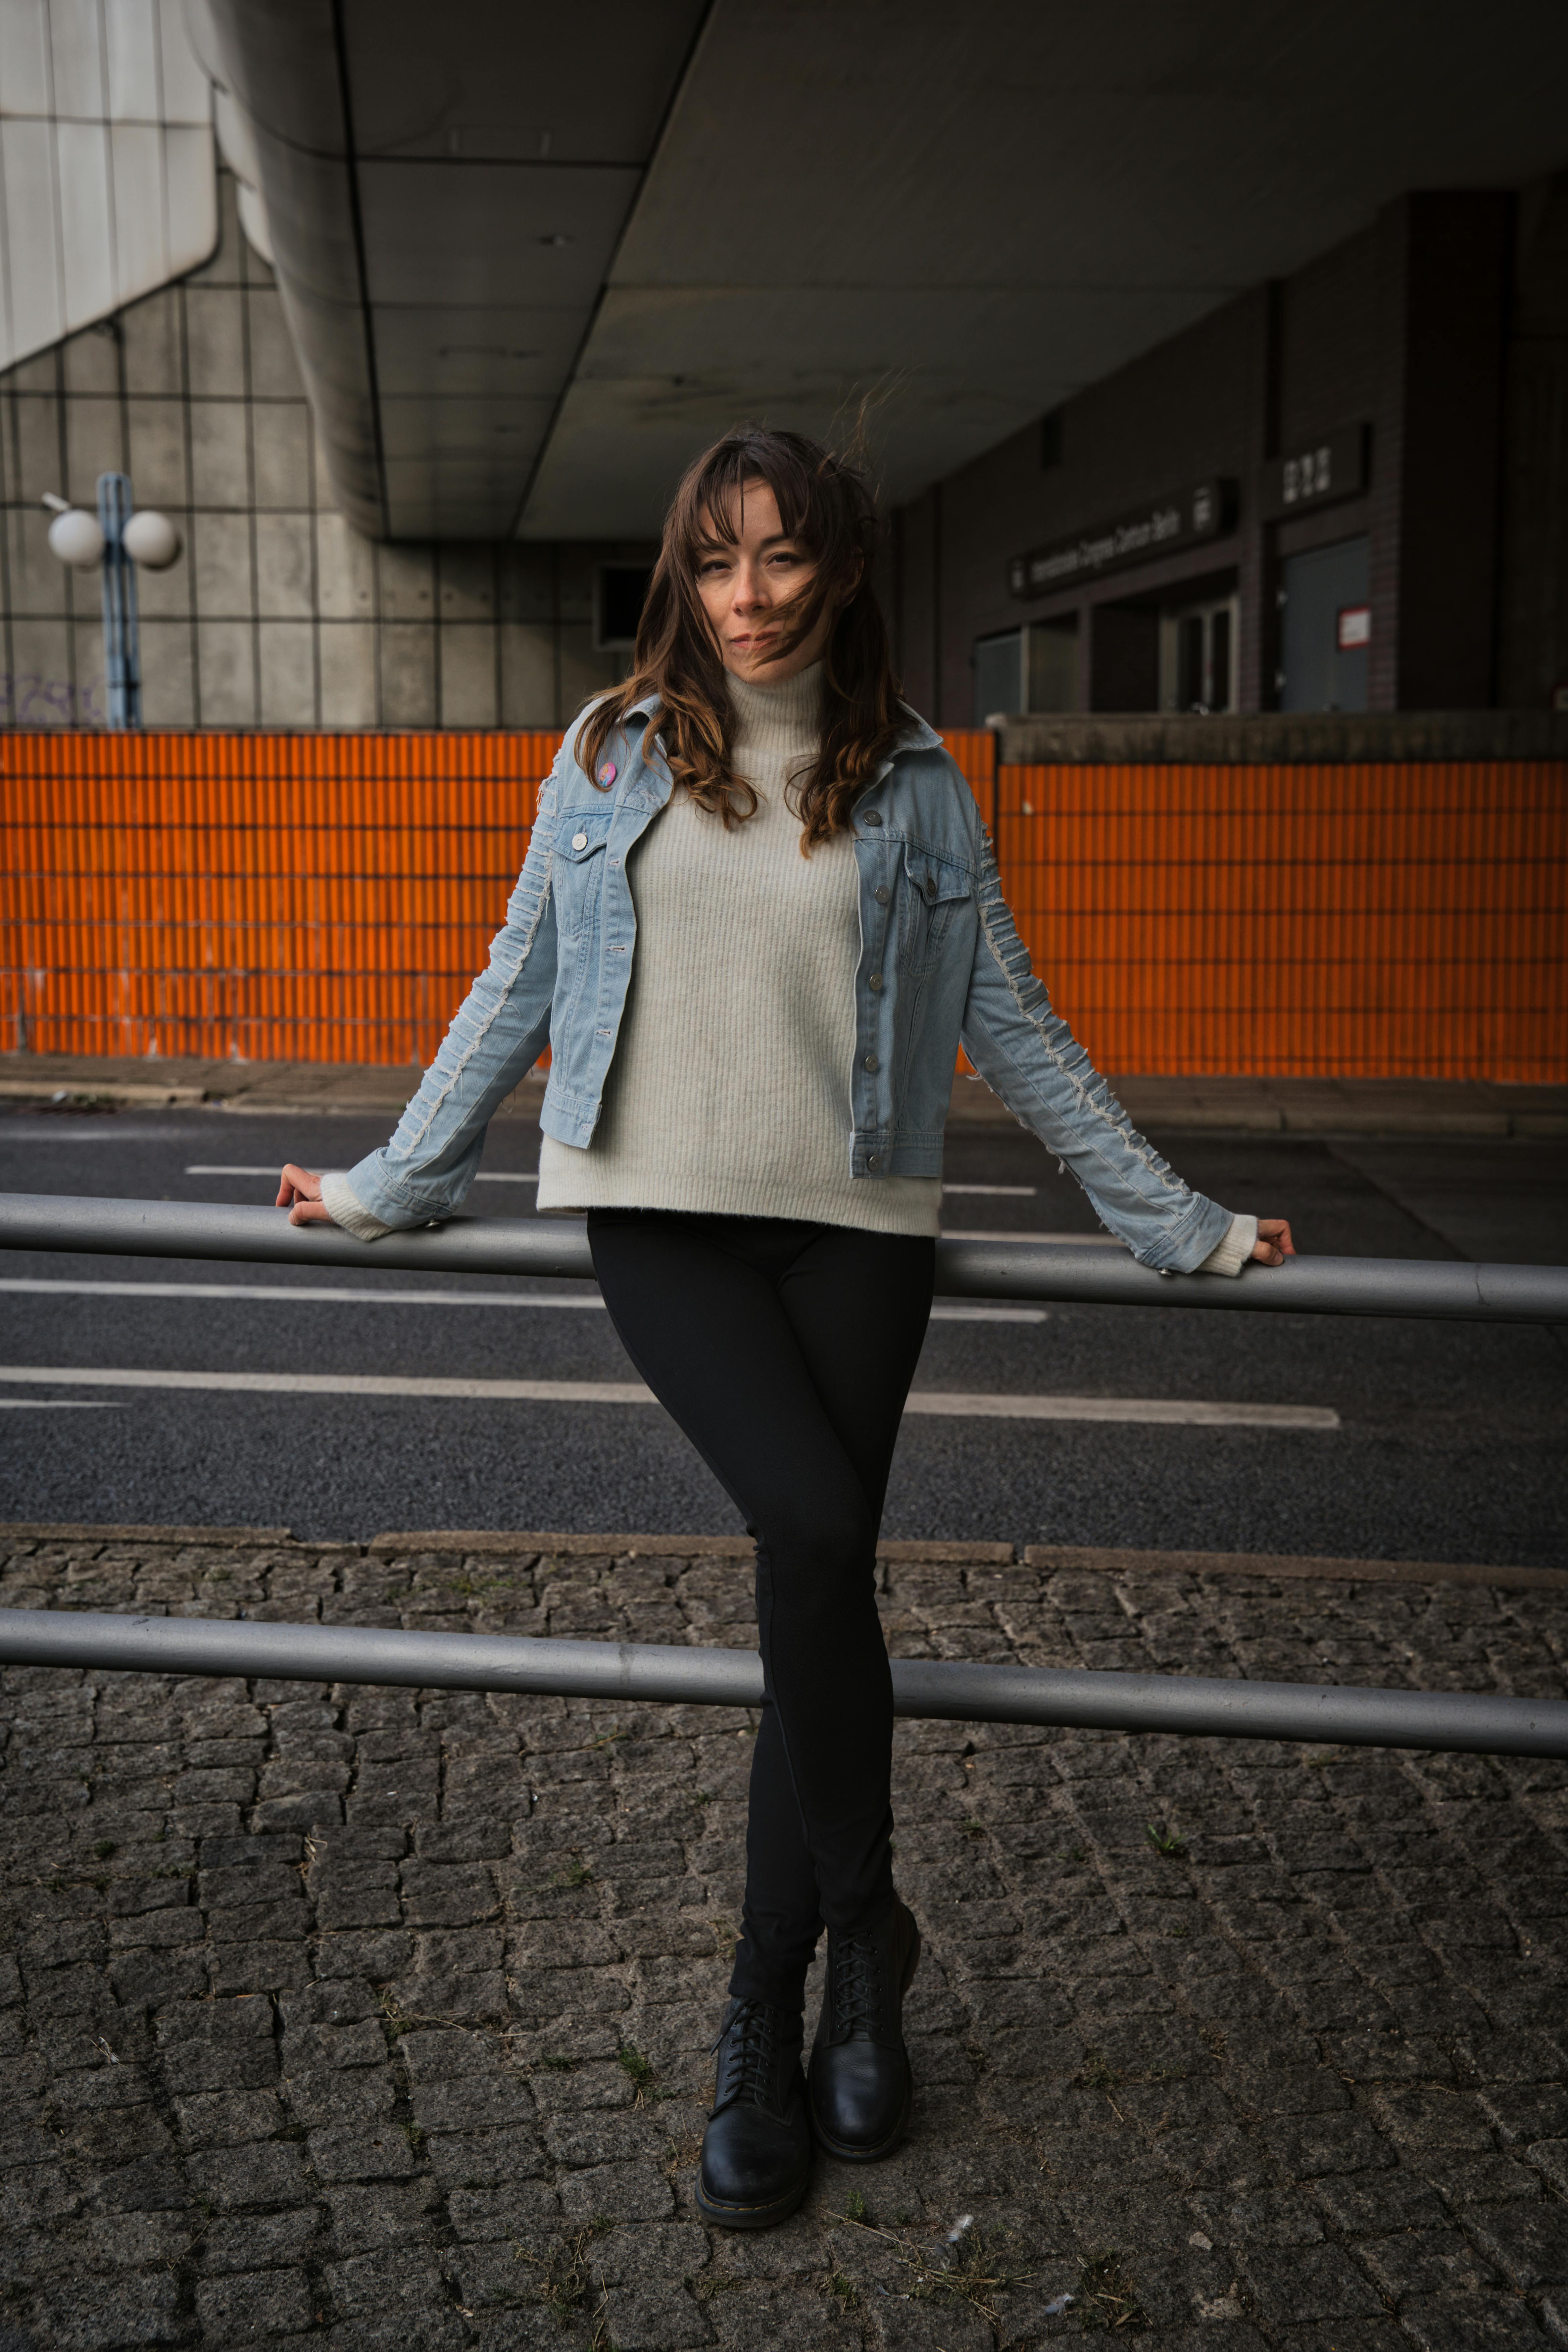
[201,0,1568,543]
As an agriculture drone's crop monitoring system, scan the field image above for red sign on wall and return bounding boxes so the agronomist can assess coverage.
[1337,604,1371,650]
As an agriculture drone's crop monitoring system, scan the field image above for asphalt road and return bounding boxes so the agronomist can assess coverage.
[0,1105,1563,1564]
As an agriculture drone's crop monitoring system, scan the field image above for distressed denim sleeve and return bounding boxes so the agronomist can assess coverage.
[958,821,1234,1273]
[330,762,564,1233]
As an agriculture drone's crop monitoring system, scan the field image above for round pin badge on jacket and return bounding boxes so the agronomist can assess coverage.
[598,761,617,785]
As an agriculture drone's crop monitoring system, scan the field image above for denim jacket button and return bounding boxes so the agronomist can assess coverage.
[864,1052,880,1072]
[571,832,588,850]
[863,810,883,826]
[874,885,890,905]
[868,972,883,991]
[924,875,937,902]
[867,1153,880,1169]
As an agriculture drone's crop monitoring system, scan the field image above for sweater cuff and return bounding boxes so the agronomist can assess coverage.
[319,1171,394,1242]
[1198,1212,1258,1278]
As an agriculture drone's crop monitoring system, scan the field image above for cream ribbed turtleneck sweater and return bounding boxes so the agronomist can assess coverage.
[535,662,943,1235]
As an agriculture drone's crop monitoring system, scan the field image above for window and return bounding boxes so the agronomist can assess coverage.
[594,565,653,651]
[1278,538,1369,712]
[973,629,1024,724]
[1159,593,1239,713]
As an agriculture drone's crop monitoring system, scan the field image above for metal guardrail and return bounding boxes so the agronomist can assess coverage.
[1,1609,1563,1758]
[4,1193,1568,1323]
[2,1189,1565,1756]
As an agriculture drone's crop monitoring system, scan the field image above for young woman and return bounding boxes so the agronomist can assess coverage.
[279,426,1293,2232]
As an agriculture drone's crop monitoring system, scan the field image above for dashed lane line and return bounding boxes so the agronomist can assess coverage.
[0,1366,1339,1428]
[0,1398,121,1409]
[0,1279,1043,1324]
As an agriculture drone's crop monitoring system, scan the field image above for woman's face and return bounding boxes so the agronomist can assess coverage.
[694,481,833,683]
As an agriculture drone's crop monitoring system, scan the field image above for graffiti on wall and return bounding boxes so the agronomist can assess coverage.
[1,674,108,726]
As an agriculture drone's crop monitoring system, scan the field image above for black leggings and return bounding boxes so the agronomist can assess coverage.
[587,1210,935,2012]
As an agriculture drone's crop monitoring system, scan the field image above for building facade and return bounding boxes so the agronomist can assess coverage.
[895,180,1568,726]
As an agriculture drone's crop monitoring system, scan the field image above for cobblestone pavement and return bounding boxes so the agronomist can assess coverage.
[2,1525,1566,2351]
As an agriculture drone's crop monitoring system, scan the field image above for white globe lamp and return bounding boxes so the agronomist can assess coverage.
[122,510,182,570]
[47,507,105,569]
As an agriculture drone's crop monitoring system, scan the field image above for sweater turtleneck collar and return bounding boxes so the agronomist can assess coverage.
[725,658,824,757]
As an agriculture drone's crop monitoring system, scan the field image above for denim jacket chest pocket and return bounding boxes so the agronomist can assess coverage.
[897,845,972,971]
[554,813,615,939]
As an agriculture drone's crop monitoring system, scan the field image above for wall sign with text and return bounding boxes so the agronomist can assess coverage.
[1008,479,1234,599]
[1261,425,1368,523]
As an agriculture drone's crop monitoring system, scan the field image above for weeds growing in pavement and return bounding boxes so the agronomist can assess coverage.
[517,2217,614,2341]
[379,1988,415,2039]
[826,2269,858,2305]
[617,2044,657,2104]
[1075,2247,1145,2330]
[840,2210,1032,2327]
[552,1855,594,1889]
[1079,2048,1189,2097]
[379,1986,469,2037]
[843,2188,870,2224]
[1145,1822,1187,1857]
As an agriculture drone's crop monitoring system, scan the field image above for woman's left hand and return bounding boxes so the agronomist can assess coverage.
[277,1163,337,1227]
[1251,1218,1295,1266]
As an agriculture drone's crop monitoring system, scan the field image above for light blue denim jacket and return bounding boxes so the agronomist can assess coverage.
[335,698,1236,1272]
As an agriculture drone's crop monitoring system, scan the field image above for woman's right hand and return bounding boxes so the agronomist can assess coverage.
[277,1164,337,1227]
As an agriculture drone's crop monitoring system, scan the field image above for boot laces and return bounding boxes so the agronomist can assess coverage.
[830,1934,885,2038]
[712,2001,783,2107]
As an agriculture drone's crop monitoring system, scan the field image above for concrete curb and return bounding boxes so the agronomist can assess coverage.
[3,1521,1564,1589]
[4,1056,1566,1135]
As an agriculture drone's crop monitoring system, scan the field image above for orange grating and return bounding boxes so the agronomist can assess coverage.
[1,728,1564,1081]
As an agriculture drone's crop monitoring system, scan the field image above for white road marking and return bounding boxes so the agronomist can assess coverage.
[0,1398,121,1409]
[941,1184,1037,1196]
[0,1279,1040,1323]
[929,1306,1045,1323]
[0,1366,1338,1427]
[902,1392,1338,1429]
[0,1278,605,1311]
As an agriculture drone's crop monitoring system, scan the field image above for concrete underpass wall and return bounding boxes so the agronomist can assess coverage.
[0,173,654,734]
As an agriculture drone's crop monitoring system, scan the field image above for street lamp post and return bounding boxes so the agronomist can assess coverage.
[42,473,182,728]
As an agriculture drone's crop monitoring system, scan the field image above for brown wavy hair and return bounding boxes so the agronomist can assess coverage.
[576,426,905,850]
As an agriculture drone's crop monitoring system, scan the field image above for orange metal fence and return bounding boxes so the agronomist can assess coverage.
[1,729,1564,1080]
[1,732,555,1067]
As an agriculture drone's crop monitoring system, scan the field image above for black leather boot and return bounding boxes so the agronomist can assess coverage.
[694,1999,813,2230]
[807,1893,921,2160]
